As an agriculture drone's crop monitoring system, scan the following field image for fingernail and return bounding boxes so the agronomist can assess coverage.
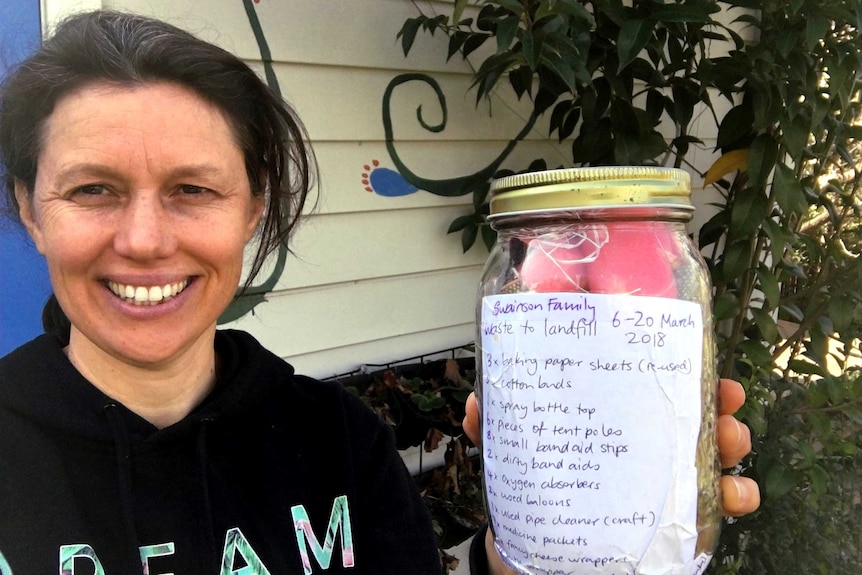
[733,477,749,508]
[734,419,746,449]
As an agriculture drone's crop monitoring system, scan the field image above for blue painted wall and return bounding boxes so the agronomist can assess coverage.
[0,1,51,356]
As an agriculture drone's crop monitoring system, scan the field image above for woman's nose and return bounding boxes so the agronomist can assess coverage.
[112,193,176,260]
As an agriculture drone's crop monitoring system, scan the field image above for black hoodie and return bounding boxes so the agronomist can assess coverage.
[0,330,441,575]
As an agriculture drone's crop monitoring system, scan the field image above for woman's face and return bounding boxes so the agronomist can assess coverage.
[16,82,263,367]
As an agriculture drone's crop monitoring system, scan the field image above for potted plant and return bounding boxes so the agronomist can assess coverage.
[335,357,485,568]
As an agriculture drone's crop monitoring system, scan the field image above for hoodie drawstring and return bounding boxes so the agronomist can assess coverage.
[103,403,145,575]
[103,405,220,573]
[197,417,219,571]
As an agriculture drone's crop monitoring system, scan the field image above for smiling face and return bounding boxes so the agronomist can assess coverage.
[16,82,263,369]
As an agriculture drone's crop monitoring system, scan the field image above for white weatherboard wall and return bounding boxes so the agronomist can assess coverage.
[40,0,733,379]
[41,0,565,378]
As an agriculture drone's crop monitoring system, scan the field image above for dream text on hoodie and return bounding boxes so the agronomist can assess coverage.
[0,330,441,575]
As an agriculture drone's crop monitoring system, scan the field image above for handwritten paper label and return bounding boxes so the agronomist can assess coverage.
[480,293,704,575]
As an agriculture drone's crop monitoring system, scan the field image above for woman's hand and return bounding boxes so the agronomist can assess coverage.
[462,378,760,574]
[715,378,760,516]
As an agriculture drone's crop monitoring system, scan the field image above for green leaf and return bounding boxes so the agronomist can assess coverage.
[522,30,537,69]
[537,0,594,26]
[730,186,769,239]
[781,114,809,161]
[550,100,571,137]
[781,302,804,322]
[807,325,830,366]
[473,51,518,101]
[738,339,773,368]
[448,214,475,234]
[825,377,845,404]
[717,104,754,149]
[399,18,423,56]
[452,0,469,27]
[756,265,781,309]
[462,34,489,59]
[706,56,748,96]
[610,99,639,136]
[541,52,577,92]
[808,464,828,496]
[508,65,533,99]
[751,308,780,344]
[671,135,703,157]
[618,18,655,71]
[714,292,740,321]
[646,89,667,121]
[808,412,832,437]
[572,117,614,165]
[844,405,862,425]
[629,58,656,84]
[614,133,642,165]
[776,31,796,59]
[671,82,696,126]
[496,15,520,53]
[592,77,612,119]
[809,380,831,408]
[761,219,790,264]
[764,464,796,499]
[788,359,827,378]
[423,14,447,35]
[666,35,684,74]
[834,144,854,167]
[829,295,856,335]
[747,134,779,190]
[495,0,525,15]
[805,15,830,49]
[721,239,752,281]
[732,13,762,26]
[698,209,728,249]
[797,441,816,467]
[561,108,581,141]
[651,2,717,23]
[810,96,831,131]
[773,163,805,216]
[412,391,446,411]
[461,222,478,253]
[447,31,469,61]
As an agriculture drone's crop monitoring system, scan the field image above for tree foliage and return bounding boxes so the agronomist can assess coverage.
[400,0,862,572]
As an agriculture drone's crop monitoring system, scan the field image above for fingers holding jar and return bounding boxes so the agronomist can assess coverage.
[716,378,760,516]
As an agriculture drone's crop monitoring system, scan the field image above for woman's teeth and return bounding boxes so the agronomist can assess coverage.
[107,280,189,305]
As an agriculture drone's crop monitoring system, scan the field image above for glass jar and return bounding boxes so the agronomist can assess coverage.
[476,167,720,575]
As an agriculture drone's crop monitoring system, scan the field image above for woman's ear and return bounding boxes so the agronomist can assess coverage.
[14,180,44,253]
[245,192,266,242]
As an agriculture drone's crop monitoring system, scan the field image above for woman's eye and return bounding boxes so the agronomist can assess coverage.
[180,185,209,195]
[73,184,107,196]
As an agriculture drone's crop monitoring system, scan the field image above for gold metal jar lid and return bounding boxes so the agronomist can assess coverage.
[488,166,692,218]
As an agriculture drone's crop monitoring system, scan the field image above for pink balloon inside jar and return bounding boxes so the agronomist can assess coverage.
[519,222,680,297]
[519,226,607,293]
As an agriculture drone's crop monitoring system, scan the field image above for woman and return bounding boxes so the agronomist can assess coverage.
[0,10,757,575]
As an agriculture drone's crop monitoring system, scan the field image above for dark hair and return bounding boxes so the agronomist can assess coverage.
[0,10,315,306]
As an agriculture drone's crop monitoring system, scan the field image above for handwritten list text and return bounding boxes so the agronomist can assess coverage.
[480,293,704,575]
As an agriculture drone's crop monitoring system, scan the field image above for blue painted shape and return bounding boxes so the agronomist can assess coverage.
[367,167,418,197]
[0,1,50,357]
